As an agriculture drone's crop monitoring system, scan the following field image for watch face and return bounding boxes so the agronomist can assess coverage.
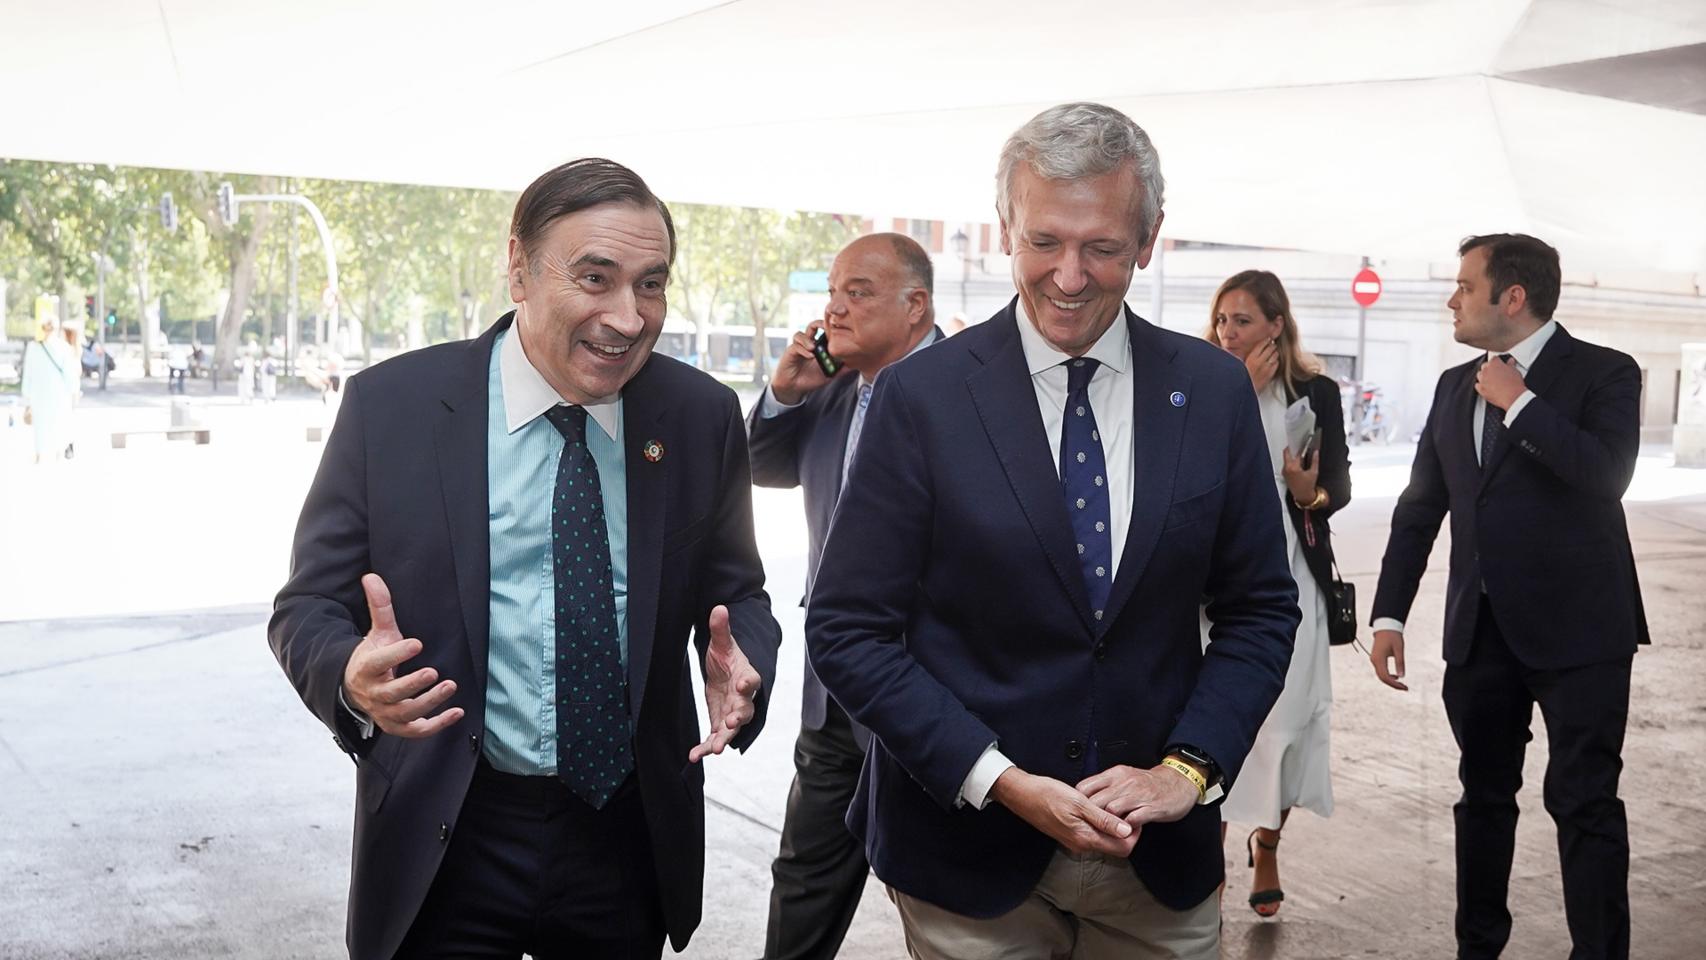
[1174,746,1221,784]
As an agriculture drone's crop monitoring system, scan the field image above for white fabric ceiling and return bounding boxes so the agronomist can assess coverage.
[3,0,1704,274]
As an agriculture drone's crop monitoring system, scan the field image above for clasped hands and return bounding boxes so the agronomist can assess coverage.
[991,762,1200,858]
[342,573,761,762]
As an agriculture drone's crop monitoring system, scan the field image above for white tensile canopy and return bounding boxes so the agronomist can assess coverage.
[3,0,1704,274]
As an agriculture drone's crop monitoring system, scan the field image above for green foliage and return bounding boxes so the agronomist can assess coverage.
[1,158,852,369]
[670,203,856,379]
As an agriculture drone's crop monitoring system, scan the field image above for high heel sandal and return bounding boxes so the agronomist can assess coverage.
[1246,828,1284,918]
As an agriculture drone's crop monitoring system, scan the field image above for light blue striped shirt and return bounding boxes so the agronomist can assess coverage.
[483,326,629,776]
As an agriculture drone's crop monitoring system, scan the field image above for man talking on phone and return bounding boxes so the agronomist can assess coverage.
[746,232,942,960]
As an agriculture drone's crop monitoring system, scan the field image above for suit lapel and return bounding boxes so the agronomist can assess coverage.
[434,319,504,692]
[965,305,1094,631]
[822,374,861,504]
[1101,312,1189,633]
[621,360,669,722]
[1449,361,1482,486]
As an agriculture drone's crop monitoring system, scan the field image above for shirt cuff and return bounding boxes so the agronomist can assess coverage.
[338,684,377,740]
[957,744,1014,810]
[758,385,803,419]
[1504,389,1537,425]
[1371,617,1406,635]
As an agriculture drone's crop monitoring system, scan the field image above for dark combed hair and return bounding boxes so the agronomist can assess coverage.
[1459,233,1561,322]
[510,158,676,266]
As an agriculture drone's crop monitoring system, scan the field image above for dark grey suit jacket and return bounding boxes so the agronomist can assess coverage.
[745,328,942,744]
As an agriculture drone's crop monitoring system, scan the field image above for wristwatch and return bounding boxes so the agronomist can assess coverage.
[1165,743,1226,805]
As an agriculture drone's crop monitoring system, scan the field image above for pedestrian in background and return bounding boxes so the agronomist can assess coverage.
[1203,269,1351,918]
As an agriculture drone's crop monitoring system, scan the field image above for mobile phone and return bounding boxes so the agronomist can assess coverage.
[811,327,841,377]
[1302,428,1323,470]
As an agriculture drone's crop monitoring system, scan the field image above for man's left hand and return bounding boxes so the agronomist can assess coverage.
[689,604,762,763]
[1475,354,1527,410]
[1077,763,1199,827]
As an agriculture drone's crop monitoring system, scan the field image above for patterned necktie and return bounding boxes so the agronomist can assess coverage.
[1061,359,1112,622]
[542,405,633,809]
[1480,353,1512,469]
[841,381,874,491]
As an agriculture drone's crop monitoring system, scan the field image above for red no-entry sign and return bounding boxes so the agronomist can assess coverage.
[1352,267,1382,307]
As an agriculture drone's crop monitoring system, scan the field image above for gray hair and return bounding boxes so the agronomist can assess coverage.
[996,102,1166,246]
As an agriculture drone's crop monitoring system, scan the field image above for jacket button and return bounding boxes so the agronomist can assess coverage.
[332,735,345,751]
[469,734,479,754]
[1065,740,1084,761]
[1094,642,1107,661]
[438,823,450,842]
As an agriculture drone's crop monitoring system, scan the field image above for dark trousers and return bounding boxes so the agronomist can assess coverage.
[763,701,870,960]
[394,759,665,960]
[1442,598,1631,960]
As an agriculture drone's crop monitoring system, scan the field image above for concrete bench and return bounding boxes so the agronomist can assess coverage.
[110,428,211,449]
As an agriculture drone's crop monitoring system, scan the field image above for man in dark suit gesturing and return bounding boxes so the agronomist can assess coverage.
[269,158,781,960]
[1370,233,1647,960]
[805,102,1299,958]
[748,233,941,960]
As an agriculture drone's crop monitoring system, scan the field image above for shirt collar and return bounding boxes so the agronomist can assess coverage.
[1492,318,1558,372]
[1015,300,1131,378]
[499,324,620,439]
[859,326,942,390]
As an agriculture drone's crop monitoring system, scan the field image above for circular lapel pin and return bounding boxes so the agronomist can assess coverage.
[643,439,665,463]
[1170,391,1186,407]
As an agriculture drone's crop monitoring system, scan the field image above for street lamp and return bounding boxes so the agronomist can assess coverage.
[951,228,970,314]
[459,289,474,340]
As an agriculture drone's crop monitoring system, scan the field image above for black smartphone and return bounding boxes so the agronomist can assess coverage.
[1302,428,1323,470]
[811,327,841,377]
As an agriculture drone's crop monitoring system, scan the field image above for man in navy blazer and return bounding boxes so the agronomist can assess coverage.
[269,159,780,960]
[806,103,1299,957]
[747,233,942,960]
[1370,233,1647,959]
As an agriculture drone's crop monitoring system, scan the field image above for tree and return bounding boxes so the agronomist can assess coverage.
[736,209,856,384]
[671,204,854,382]
[180,172,276,376]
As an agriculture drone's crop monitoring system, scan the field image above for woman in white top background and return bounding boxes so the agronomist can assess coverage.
[1204,269,1353,918]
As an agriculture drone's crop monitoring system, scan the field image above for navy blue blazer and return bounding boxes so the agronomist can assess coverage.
[805,302,1299,916]
[1373,324,1648,669]
[268,315,781,960]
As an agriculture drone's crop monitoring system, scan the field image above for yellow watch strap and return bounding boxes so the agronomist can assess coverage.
[1160,756,1208,801]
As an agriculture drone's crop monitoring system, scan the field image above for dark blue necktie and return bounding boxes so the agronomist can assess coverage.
[1480,353,1512,469]
[543,405,633,809]
[1061,358,1112,622]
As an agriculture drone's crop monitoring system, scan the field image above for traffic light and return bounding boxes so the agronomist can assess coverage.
[85,295,95,318]
[216,182,237,226]
[105,308,118,327]
[160,192,178,232]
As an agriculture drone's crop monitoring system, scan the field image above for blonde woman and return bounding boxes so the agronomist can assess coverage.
[1204,270,1351,917]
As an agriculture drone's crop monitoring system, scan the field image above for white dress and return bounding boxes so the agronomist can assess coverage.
[1203,379,1333,829]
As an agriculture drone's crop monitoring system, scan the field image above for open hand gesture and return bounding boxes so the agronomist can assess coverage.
[689,604,762,762]
[341,573,463,737]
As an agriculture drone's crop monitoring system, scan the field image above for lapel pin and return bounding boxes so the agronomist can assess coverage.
[642,439,665,463]
[1170,391,1186,407]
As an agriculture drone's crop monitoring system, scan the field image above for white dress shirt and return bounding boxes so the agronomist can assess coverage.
[1371,319,1555,637]
[959,305,1137,809]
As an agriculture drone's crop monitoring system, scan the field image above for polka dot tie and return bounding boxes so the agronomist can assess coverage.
[543,404,633,809]
[1061,359,1112,621]
[1480,353,1512,470]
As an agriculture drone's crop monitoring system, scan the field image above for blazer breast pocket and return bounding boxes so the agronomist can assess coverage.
[662,513,711,556]
[1163,483,1223,531]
